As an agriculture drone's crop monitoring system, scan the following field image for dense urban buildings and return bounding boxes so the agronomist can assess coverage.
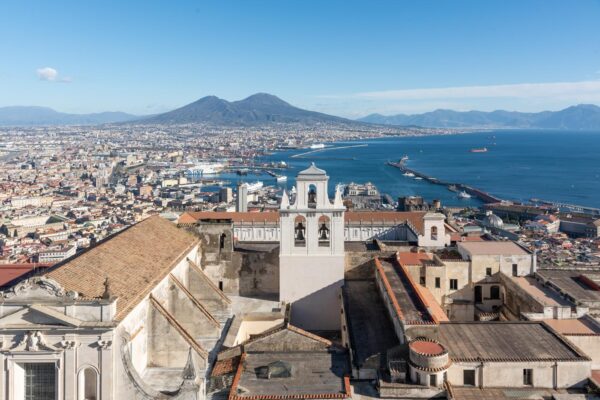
[1,156,600,399]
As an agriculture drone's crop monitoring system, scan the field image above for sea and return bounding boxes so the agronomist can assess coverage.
[216,130,600,209]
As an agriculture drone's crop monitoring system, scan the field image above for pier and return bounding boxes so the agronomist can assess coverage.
[386,160,504,204]
[291,143,368,159]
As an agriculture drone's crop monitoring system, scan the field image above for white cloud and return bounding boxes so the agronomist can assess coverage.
[36,67,71,83]
[36,67,58,81]
[331,80,600,101]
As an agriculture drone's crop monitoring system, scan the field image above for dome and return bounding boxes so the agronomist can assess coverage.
[483,211,504,228]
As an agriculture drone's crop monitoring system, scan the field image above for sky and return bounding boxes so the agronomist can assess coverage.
[1,0,600,118]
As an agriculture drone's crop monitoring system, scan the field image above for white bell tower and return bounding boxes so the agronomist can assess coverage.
[279,163,345,330]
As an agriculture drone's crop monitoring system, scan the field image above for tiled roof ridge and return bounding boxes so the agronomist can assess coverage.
[168,273,220,327]
[228,351,351,400]
[114,238,200,320]
[540,320,592,361]
[374,257,405,321]
[395,253,441,324]
[43,218,140,276]
[187,258,232,304]
[287,324,334,346]
[148,294,208,359]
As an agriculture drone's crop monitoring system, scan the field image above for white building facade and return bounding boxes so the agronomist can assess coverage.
[279,164,346,330]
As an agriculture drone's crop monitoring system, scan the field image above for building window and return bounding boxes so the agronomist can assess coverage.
[449,279,458,290]
[490,285,501,300]
[78,367,98,400]
[523,369,533,386]
[25,363,56,400]
[431,226,438,241]
[429,374,437,387]
[420,276,426,285]
[435,277,440,288]
[486,267,492,276]
[463,369,475,386]
[218,281,223,291]
[512,263,518,276]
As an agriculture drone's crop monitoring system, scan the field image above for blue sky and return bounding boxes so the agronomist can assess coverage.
[1,0,600,117]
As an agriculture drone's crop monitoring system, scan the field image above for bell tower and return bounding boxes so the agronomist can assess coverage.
[279,163,345,330]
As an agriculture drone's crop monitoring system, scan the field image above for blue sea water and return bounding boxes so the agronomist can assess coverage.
[256,130,600,208]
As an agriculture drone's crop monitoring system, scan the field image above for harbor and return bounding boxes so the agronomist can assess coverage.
[386,159,504,204]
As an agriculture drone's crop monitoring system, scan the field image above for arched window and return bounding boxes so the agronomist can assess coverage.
[430,225,438,241]
[294,216,306,247]
[318,215,330,247]
[490,285,500,300]
[307,184,317,208]
[78,367,98,400]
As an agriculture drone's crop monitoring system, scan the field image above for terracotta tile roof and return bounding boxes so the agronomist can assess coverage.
[46,216,199,321]
[179,210,427,233]
[397,251,431,266]
[179,211,280,224]
[0,264,52,287]
[543,318,600,335]
[345,211,426,234]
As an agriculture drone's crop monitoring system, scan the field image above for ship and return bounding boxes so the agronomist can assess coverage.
[458,191,472,199]
[186,162,225,176]
[276,175,288,183]
[400,155,409,162]
[403,172,415,177]
[246,181,264,193]
[470,147,488,153]
[310,143,326,149]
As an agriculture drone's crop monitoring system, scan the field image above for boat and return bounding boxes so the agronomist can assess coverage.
[310,143,326,149]
[470,147,488,153]
[458,191,472,199]
[276,175,287,183]
[403,172,415,177]
[186,162,225,176]
[400,155,409,162]
[414,177,423,180]
[246,181,264,193]
[448,184,459,192]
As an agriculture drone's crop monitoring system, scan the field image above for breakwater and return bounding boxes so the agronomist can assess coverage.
[386,160,504,204]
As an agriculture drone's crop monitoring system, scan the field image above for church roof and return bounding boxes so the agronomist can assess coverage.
[297,162,327,177]
[45,215,199,321]
[178,210,428,234]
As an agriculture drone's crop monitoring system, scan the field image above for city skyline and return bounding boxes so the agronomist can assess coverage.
[1,0,600,117]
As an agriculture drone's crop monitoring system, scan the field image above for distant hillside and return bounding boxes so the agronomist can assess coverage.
[0,106,137,126]
[358,104,600,130]
[138,93,359,126]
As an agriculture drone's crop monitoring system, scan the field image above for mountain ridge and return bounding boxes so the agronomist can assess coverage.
[0,106,137,126]
[357,104,600,130]
[137,92,355,126]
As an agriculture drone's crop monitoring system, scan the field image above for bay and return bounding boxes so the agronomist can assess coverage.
[261,130,600,209]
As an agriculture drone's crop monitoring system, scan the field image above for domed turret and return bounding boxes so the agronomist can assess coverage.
[483,210,504,228]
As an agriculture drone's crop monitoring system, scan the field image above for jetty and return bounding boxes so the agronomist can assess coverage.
[386,160,504,204]
[291,143,368,159]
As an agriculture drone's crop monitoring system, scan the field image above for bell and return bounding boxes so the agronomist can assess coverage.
[295,222,305,241]
[319,223,329,240]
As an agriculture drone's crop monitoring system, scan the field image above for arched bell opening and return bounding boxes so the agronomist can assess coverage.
[318,215,331,247]
[294,215,307,247]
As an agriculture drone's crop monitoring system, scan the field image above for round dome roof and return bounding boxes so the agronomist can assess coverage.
[484,212,504,228]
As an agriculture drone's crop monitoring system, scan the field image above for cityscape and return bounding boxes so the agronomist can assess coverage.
[1,1,600,400]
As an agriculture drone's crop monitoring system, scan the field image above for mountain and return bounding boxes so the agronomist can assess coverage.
[358,104,600,130]
[139,93,355,125]
[0,106,137,126]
